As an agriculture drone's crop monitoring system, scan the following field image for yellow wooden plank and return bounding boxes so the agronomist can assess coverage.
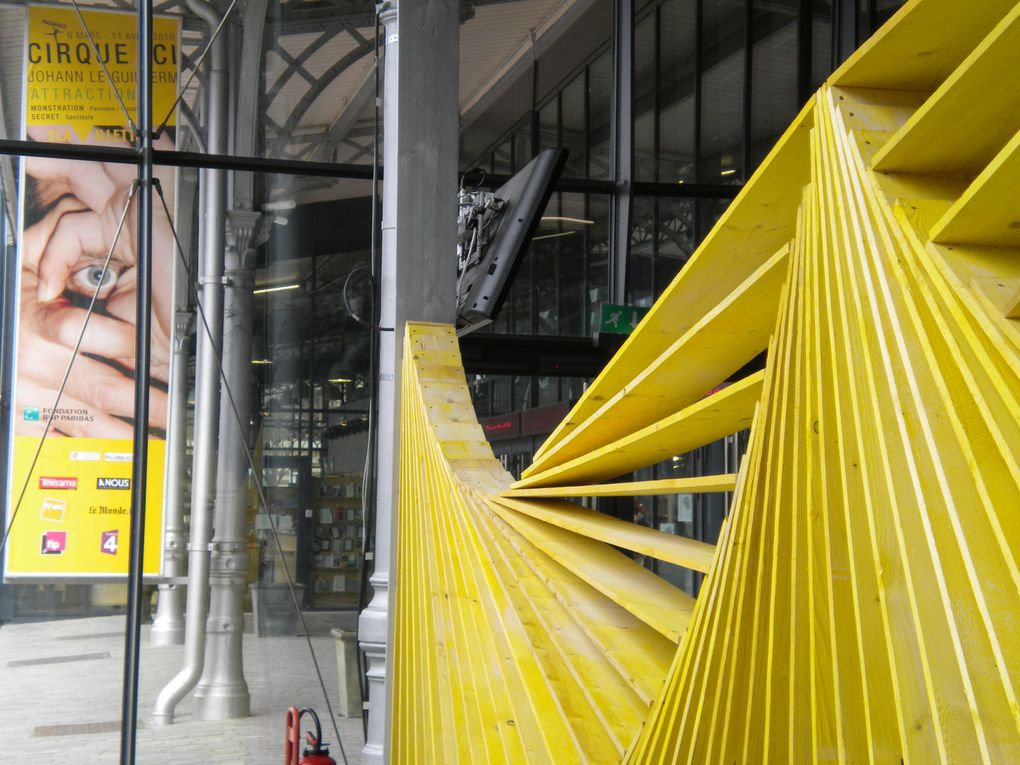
[1007,285,1020,319]
[525,246,784,479]
[488,511,676,707]
[831,0,1014,91]
[930,129,1020,247]
[516,370,764,489]
[481,497,681,714]
[486,500,695,643]
[500,474,737,499]
[872,3,1020,175]
[479,501,637,761]
[529,101,814,468]
[492,496,717,574]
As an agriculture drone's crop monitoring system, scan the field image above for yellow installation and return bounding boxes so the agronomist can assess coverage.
[391,0,1020,761]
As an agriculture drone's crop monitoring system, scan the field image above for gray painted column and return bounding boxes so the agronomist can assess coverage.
[193,209,260,719]
[359,2,459,762]
[152,0,229,724]
[149,308,192,646]
[151,167,197,647]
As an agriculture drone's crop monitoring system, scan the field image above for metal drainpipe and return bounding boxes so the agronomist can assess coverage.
[193,210,258,719]
[152,0,228,725]
[149,306,193,646]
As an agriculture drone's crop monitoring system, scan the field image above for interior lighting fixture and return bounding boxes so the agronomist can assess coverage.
[328,377,352,384]
[720,168,737,177]
[251,359,273,365]
[539,216,594,225]
[253,283,300,295]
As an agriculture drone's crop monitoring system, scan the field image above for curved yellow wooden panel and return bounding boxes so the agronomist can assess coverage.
[391,1,1020,761]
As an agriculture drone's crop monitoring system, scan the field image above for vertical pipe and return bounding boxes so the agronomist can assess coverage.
[194,211,258,720]
[359,7,399,760]
[121,0,154,758]
[149,306,192,647]
[152,0,228,725]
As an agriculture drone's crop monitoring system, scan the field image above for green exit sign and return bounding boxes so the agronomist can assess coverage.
[598,303,650,334]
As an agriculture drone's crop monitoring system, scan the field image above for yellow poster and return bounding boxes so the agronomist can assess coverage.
[4,6,180,578]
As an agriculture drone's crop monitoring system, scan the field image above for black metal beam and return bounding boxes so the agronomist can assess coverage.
[120,0,154,759]
[0,138,381,179]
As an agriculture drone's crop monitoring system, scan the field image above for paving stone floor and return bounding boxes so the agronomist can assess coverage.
[0,612,365,763]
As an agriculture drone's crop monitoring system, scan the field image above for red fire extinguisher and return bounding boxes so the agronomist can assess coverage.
[285,706,337,765]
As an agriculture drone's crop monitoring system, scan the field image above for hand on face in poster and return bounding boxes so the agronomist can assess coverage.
[15,127,176,438]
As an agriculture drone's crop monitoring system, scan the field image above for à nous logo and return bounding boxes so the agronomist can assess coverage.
[97,477,130,490]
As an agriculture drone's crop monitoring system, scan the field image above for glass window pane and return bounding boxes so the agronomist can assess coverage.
[700,0,746,183]
[811,1,834,91]
[513,123,532,171]
[557,193,588,336]
[699,196,734,240]
[658,0,697,184]
[628,195,655,306]
[751,0,800,169]
[537,97,558,153]
[561,74,587,178]
[586,194,611,333]
[588,50,613,180]
[634,11,657,181]
[654,197,696,294]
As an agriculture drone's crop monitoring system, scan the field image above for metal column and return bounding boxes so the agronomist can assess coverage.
[193,210,259,719]
[359,1,459,762]
[153,0,229,725]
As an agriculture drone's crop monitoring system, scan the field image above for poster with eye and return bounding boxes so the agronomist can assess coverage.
[3,5,179,578]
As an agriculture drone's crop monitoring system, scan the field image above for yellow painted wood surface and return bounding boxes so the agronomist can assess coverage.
[492,495,717,573]
[500,474,737,498]
[391,2,1020,761]
[872,2,1020,174]
[516,370,763,489]
[526,253,785,478]
[930,129,1020,247]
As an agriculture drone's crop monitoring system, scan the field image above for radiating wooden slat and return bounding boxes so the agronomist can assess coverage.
[831,0,1013,91]
[392,324,671,764]
[489,514,676,707]
[525,248,784,479]
[929,129,1020,247]
[500,474,737,499]
[516,371,763,489]
[529,104,814,467]
[491,496,717,574]
[872,3,1020,175]
[488,502,696,643]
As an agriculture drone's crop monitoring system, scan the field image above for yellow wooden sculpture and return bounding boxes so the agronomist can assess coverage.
[391,0,1020,761]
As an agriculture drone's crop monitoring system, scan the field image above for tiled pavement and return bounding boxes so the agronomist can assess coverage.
[0,613,365,763]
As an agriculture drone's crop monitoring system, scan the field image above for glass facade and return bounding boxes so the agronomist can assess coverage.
[0,0,904,759]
